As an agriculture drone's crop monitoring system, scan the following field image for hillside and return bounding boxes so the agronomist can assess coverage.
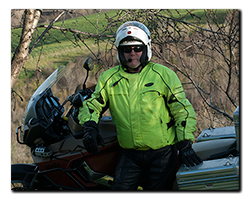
[11,9,229,79]
[11,9,121,79]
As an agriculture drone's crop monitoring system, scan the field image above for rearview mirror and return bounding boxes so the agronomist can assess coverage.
[82,57,94,90]
[83,57,94,71]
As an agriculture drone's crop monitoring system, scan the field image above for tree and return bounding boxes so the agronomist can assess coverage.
[11,9,66,87]
[11,9,42,87]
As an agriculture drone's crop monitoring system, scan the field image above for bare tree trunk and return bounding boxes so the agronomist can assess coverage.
[11,9,41,88]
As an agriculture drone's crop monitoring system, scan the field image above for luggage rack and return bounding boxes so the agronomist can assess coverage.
[196,126,236,142]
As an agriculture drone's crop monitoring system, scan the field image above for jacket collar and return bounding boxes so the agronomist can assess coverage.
[119,62,152,78]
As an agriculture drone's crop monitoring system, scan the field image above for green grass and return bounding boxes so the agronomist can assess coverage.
[11,10,120,80]
[11,9,230,81]
[12,10,119,54]
[162,9,229,24]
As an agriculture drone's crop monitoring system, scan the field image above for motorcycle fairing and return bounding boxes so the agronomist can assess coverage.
[28,114,120,189]
[23,88,66,147]
[21,67,67,147]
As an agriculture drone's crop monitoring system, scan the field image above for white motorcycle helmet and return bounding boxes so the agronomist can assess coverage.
[115,21,152,67]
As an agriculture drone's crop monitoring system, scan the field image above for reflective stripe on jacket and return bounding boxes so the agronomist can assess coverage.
[78,62,196,150]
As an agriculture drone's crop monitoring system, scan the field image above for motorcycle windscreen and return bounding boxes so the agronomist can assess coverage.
[22,66,66,125]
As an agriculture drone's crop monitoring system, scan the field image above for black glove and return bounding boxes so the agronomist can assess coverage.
[82,121,105,154]
[177,140,203,167]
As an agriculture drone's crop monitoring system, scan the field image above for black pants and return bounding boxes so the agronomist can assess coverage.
[111,145,177,190]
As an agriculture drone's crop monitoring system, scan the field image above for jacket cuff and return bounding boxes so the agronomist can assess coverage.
[82,121,98,130]
[176,140,192,151]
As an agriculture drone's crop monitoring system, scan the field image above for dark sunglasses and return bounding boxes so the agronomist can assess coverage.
[121,45,144,53]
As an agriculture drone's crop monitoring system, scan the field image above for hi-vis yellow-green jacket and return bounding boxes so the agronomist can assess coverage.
[78,62,196,150]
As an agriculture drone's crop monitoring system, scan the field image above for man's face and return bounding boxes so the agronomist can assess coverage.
[122,45,144,69]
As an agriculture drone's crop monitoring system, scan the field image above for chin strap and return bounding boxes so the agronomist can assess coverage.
[123,64,141,73]
[123,63,145,73]
[129,64,142,72]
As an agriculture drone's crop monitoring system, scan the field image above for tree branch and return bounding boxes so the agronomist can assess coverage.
[29,10,65,54]
[37,24,115,39]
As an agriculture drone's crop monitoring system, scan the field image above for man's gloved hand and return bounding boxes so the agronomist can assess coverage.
[82,121,105,154]
[177,140,203,167]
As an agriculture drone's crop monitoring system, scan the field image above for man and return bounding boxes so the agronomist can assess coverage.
[78,21,202,190]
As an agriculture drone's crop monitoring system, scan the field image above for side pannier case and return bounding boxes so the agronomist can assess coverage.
[176,156,239,190]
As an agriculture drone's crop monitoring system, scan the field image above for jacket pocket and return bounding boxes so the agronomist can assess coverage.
[142,89,160,99]
[140,88,165,119]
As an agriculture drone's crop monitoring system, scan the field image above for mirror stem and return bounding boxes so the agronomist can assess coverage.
[83,70,89,89]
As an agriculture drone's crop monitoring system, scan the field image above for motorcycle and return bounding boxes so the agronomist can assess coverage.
[11,57,239,190]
